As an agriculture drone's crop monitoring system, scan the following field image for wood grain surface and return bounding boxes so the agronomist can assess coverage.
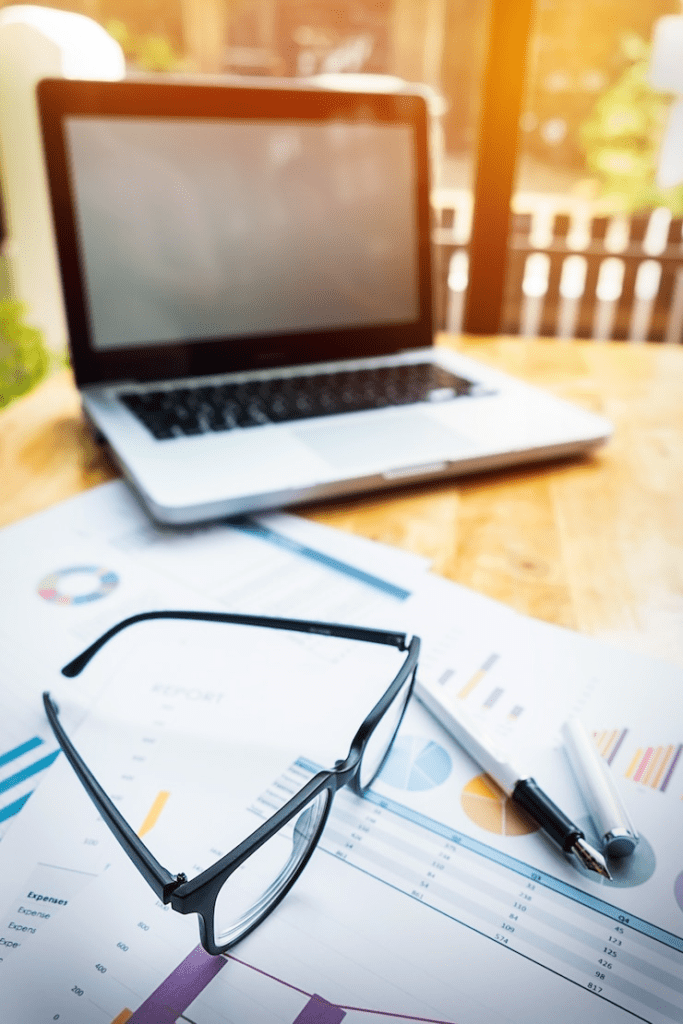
[2,335,682,665]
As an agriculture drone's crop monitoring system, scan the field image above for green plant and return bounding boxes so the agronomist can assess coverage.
[580,32,683,214]
[0,300,51,409]
[106,19,179,73]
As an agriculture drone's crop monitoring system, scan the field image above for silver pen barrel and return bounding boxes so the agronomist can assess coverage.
[562,717,639,858]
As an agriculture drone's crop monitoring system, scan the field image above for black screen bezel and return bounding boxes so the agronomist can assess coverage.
[37,77,433,388]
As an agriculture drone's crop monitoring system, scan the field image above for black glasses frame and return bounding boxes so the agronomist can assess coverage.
[43,610,420,955]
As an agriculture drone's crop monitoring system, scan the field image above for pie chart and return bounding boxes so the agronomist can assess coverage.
[675,872,683,912]
[380,736,452,791]
[575,817,656,888]
[461,774,538,836]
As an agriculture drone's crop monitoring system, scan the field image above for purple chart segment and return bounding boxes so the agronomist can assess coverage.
[127,943,226,1024]
[293,994,346,1023]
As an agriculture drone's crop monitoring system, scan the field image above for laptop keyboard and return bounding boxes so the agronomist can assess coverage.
[120,362,478,440]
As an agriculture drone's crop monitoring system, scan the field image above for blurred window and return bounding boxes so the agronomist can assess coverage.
[4,0,488,194]
[500,1,683,341]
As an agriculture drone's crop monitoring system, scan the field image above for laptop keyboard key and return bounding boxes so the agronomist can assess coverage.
[120,362,479,440]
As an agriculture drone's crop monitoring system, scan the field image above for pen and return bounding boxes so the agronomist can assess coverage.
[562,717,639,858]
[417,688,612,879]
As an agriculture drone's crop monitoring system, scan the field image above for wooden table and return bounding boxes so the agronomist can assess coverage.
[2,335,682,666]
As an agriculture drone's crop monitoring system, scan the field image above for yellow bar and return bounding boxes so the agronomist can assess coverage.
[601,729,618,758]
[111,1011,133,1024]
[138,791,170,838]
[458,669,484,701]
[625,748,642,780]
[651,745,674,790]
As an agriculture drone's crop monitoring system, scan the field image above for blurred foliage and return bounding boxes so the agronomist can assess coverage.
[580,33,683,214]
[106,18,179,72]
[0,300,51,410]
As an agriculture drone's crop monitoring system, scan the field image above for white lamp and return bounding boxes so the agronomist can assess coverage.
[0,6,124,352]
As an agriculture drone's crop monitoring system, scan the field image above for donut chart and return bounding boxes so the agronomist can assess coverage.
[38,565,119,605]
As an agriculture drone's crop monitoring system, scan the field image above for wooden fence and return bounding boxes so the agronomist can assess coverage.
[432,199,683,343]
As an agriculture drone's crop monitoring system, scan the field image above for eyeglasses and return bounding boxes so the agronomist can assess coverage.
[43,609,420,955]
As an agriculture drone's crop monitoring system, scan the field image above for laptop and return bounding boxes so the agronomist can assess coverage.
[38,77,611,525]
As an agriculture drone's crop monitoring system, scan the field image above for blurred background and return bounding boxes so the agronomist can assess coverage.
[2,0,683,406]
[2,0,673,207]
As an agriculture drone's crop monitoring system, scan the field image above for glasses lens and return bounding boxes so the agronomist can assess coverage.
[358,667,414,791]
[212,788,329,948]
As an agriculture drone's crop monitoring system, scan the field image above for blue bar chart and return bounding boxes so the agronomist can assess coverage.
[0,738,59,827]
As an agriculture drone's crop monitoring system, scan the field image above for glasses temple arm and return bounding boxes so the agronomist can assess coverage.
[42,692,182,902]
[61,610,410,677]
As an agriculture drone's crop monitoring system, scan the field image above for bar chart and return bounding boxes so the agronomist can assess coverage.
[112,944,459,1024]
[1,486,682,1024]
[1,739,682,1024]
[457,653,500,700]
[625,743,682,792]
[0,737,59,832]
[593,729,629,766]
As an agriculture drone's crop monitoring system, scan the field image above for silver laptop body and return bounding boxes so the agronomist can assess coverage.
[39,78,611,525]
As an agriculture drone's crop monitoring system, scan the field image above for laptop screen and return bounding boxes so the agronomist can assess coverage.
[39,80,433,386]
[65,116,419,353]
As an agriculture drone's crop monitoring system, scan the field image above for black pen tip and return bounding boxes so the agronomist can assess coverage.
[573,836,612,879]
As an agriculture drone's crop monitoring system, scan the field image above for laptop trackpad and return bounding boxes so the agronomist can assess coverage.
[294,411,474,471]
